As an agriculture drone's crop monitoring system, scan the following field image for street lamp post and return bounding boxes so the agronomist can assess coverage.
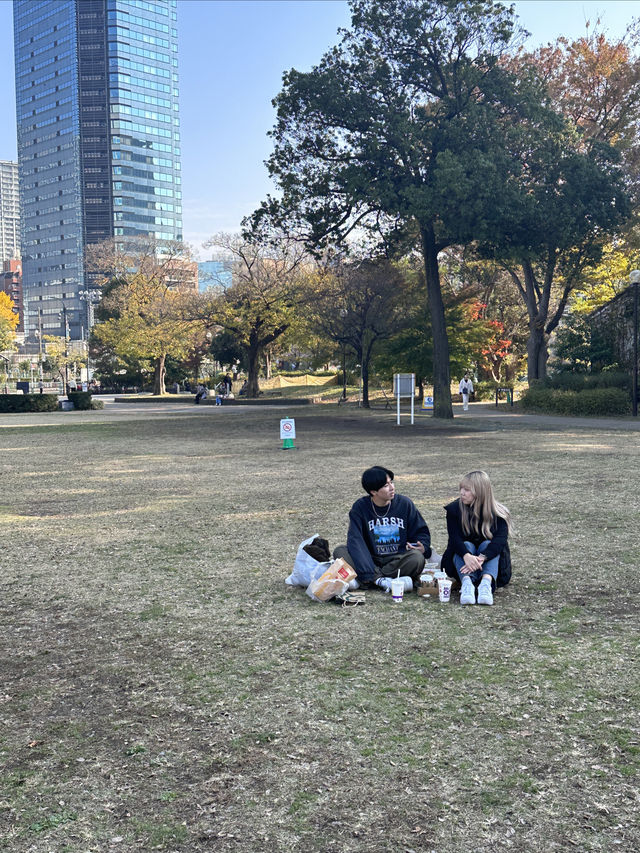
[79,289,101,387]
[630,270,640,417]
[59,303,69,394]
[37,309,43,379]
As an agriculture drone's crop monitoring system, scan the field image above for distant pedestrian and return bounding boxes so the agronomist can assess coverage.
[224,373,233,395]
[459,373,474,411]
[38,380,44,394]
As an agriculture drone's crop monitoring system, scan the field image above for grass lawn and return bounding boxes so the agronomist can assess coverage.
[0,405,638,852]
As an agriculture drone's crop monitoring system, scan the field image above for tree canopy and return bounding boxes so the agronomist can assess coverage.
[199,230,307,397]
[256,0,573,416]
[0,292,19,352]
[88,238,201,394]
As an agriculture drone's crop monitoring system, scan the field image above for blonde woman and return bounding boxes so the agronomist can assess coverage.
[441,471,512,606]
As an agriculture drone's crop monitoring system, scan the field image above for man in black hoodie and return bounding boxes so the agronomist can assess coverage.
[333,466,431,590]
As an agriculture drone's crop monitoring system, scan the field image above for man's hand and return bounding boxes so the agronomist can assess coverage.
[406,541,425,553]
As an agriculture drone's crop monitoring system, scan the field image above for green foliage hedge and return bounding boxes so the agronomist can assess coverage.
[67,391,93,410]
[0,394,59,413]
[521,386,631,416]
[473,381,506,401]
[542,371,630,392]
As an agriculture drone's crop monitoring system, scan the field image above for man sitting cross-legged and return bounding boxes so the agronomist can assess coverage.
[333,466,432,592]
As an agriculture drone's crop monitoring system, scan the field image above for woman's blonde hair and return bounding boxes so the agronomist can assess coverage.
[459,470,511,539]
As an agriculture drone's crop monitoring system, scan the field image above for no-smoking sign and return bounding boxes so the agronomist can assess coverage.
[280,418,296,439]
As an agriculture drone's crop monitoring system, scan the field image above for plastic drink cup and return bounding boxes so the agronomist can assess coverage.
[391,578,404,602]
[438,578,453,603]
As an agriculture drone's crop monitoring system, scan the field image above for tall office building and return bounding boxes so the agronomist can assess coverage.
[0,160,21,263]
[14,0,182,339]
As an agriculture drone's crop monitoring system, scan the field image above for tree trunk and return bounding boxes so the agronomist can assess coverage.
[246,340,261,397]
[420,224,453,418]
[520,259,553,385]
[361,359,370,408]
[527,325,548,383]
[153,354,166,395]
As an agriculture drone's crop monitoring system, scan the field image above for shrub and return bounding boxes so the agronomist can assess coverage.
[67,391,93,410]
[0,394,59,413]
[472,381,510,401]
[544,371,630,392]
[91,398,104,409]
[521,386,631,416]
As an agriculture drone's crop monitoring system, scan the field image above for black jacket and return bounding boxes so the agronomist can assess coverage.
[441,499,511,588]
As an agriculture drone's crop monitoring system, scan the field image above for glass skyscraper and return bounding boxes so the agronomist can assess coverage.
[14,0,182,339]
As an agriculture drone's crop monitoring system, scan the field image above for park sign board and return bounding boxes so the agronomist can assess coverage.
[393,373,416,425]
[280,418,296,439]
[393,373,415,398]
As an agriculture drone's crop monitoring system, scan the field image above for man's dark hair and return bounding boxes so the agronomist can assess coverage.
[361,466,394,495]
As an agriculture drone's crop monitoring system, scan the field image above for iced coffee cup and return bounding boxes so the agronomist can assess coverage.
[391,578,404,602]
[438,577,452,603]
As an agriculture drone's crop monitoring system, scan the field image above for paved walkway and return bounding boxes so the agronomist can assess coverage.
[1,397,639,430]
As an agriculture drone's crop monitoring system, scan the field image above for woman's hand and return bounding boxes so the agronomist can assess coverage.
[462,552,483,573]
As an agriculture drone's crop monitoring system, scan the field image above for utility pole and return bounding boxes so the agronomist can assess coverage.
[60,303,69,395]
[37,308,43,379]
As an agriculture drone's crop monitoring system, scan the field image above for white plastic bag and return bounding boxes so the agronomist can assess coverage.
[286,534,331,587]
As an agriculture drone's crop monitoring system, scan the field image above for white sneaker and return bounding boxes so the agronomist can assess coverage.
[460,578,476,605]
[399,576,413,592]
[375,577,392,593]
[348,579,360,590]
[477,579,494,606]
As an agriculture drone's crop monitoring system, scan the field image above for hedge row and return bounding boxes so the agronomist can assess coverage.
[0,394,59,413]
[520,386,631,416]
[541,371,630,392]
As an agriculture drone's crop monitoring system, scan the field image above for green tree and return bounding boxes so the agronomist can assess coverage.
[88,238,201,395]
[257,0,556,417]
[42,335,78,386]
[496,28,638,382]
[306,258,412,407]
[199,230,307,397]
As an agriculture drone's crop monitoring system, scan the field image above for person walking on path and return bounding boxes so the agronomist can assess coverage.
[333,466,432,591]
[441,470,512,606]
[459,373,474,411]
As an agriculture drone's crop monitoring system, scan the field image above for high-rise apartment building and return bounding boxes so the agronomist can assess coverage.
[14,0,182,339]
[0,161,21,263]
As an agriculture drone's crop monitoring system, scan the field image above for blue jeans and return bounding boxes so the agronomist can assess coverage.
[454,541,498,585]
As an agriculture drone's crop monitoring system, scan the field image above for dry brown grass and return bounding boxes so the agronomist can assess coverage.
[0,405,638,852]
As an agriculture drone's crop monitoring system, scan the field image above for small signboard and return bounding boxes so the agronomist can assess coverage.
[280,418,296,439]
[421,395,434,411]
[393,373,415,397]
[393,373,416,425]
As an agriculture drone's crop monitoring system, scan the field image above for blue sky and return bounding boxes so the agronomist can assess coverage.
[0,0,637,253]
